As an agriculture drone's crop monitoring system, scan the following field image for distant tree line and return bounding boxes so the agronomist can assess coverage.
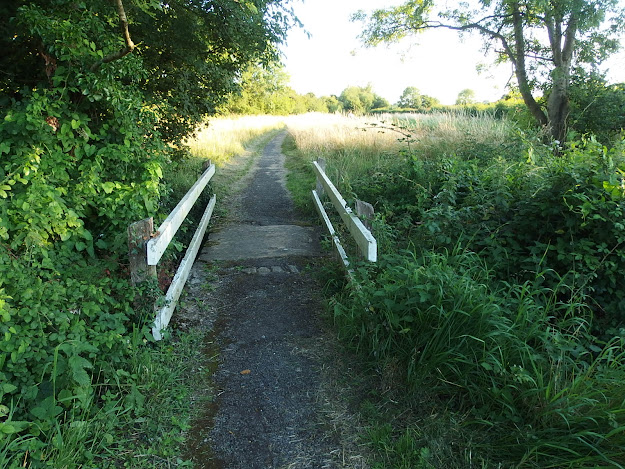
[222,61,624,144]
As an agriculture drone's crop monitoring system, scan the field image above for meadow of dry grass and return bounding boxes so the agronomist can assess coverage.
[285,111,516,191]
[185,115,286,166]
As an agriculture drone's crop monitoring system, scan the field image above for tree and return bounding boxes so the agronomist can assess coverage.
[456,88,476,106]
[340,86,372,113]
[302,93,330,113]
[0,0,298,258]
[354,0,625,142]
[421,94,440,108]
[568,75,625,143]
[323,95,343,113]
[397,86,423,109]
[221,63,330,115]
[372,95,390,109]
[338,84,387,114]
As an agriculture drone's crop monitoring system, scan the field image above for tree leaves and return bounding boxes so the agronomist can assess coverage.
[354,0,625,141]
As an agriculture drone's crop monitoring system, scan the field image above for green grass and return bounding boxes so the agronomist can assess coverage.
[185,115,285,167]
[96,328,208,468]
[286,112,625,468]
[282,131,317,219]
[0,328,206,469]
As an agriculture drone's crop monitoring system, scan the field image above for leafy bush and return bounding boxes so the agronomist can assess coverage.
[333,251,625,467]
[349,133,625,325]
[0,249,154,464]
[569,78,625,145]
[1,0,296,463]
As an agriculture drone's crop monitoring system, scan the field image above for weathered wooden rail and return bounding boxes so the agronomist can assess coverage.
[312,158,377,270]
[128,163,216,341]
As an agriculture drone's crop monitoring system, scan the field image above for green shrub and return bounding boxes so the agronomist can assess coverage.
[351,134,625,325]
[333,250,625,467]
[467,137,625,324]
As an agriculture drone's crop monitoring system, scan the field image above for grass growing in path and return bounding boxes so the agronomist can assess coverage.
[166,115,286,207]
[186,115,286,167]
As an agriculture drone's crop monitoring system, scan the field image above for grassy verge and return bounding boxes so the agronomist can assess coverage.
[96,329,208,468]
[282,131,317,220]
[0,325,206,469]
[286,112,625,468]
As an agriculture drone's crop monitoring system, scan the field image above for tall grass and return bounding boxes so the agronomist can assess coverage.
[286,111,525,195]
[185,115,285,166]
[336,249,625,467]
[286,112,625,467]
[165,114,285,209]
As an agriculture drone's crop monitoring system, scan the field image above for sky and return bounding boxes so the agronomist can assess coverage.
[280,0,625,105]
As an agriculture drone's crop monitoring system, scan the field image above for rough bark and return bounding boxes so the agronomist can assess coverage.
[545,10,577,142]
[510,2,550,129]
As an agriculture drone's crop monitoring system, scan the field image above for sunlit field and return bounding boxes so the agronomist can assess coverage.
[286,111,519,191]
[185,115,286,166]
[287,111,515,155]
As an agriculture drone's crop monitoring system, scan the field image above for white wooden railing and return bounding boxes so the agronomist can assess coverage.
[128,163,216,341]
[312,158,377,270]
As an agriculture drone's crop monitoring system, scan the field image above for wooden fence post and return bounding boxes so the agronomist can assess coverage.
[128,217,157,285]
[316,158,326,197]
[355,200,375,231]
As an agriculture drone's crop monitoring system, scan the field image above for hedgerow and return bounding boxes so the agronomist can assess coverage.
[1,0,296,465]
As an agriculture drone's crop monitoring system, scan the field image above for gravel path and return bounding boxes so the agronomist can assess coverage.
[177,132,366,468]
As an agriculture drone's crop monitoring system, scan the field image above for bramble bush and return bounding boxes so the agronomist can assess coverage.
[1,5,165,461]
[350,134,625,326]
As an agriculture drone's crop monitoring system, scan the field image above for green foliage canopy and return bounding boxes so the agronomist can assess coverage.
[0,0,297,253]
[338,84,388,114]
[455,88,476,105]
[220,62,329,115]
[397,86,423,109]
[569,76,625,143]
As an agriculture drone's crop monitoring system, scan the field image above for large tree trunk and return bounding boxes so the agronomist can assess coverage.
[547,70,571,143]
[510,3,550,129]
[544,6,577,143]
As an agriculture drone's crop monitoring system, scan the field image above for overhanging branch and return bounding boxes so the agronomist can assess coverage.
[90,0,135,72]
[423,20,517,66]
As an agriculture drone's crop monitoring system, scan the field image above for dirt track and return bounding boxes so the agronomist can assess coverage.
[175,132,368,468]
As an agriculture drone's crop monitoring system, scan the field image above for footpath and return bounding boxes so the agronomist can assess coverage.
[175,132,367,468]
